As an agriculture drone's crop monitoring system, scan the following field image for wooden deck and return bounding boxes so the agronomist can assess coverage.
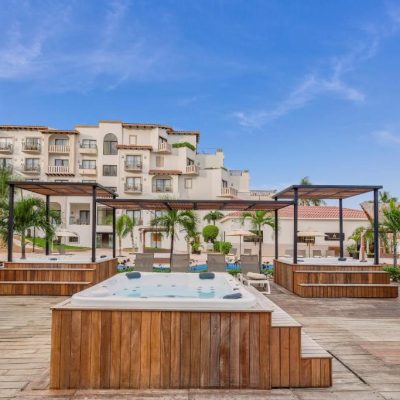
[274,259,399,298]
[1,283,400,399]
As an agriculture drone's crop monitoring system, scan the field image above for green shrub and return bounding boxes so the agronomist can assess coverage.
[202,225,219,243]
[213,241,232,255]
[172,142,196,151]
[383,266,400,282]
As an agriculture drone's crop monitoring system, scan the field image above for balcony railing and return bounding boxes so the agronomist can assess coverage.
[157,142,172,153]
[185,164,199,175]
[0,165,13,173]
[79,143,97,154]
[124,162,142,171]
[49,145,70,154]
[221,187,238,197]
[78,165,97,175]
[152,185,172,193]
[22,142,41,153]
[23,165,41,174]
[47,165,70,174]
[124,183,142,193]
[0,143,13,153]
[69,217,90,225]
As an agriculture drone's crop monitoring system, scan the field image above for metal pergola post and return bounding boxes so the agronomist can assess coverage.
[274,208,279,260]
[112,195,116,259]
[45,195,50,256]
[7,183,15,262]
[293,188,298,264]
[338,198,345,260]
[373,188,379,265]
[91,185,97,263]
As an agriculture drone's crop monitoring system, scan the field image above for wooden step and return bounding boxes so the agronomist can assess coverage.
[0,267,95,282]
[296,283,399,298]
[0,281,91,296]
[294,270,390,285]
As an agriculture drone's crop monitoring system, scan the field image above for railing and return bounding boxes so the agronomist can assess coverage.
[152,185,172,193]
[157,142,172,153]
[22,142,41,152]
[69,217,90,225]
[221,187,238,197]
[124,183,142,193]
[23,165,41,173]
[47,165,70,174]
[124,162,142,171]
[49,145,70,153]
[185,164,199,174]
[78,165,97,175]
[0,143,13,153]
[79,143,97,153]
[80,142,97,149]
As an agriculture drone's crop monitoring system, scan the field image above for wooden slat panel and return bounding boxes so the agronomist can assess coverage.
[120,312,132,388]
[100,311,112,388]
[180,312,191,388]
[219,312,230,388]
[69,311,82,388]
[239,313,250,388]
[289,327,300,387]
[79,311,92,388]
[49,310,61,389]
[190,312,201,387]
[270,327,280,387]
[140,312,151,388]
[209,313,221,387]
[259,312,270,389]
[249,313,260,388]
[170,311,181,388]
[200,312,211,388]
[59,310,72,389]
[89,311,101,388]
[110,311,121,389]
[150,312,161,388]
[229,312,240,389]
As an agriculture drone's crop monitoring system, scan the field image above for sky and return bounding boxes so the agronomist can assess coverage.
[1,0,400,207]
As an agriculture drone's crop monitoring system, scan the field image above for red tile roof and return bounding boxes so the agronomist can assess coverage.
[222,206,367,221]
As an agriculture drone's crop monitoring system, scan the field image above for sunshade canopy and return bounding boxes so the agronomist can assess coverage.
[226,229,256,237]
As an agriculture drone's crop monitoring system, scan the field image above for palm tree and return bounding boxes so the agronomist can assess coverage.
[116,214,133,256]
[381,200,400,267]
[241,210,275,267]
[151,209,196,264]
[180,211,198,254]
[203,211,224,225]
[0,197,59,259]
[380,191,398,204]
[0,167,12,200]
[299,176,326,206]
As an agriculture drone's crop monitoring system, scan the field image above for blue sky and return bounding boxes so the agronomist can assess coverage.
[1,0,400,206]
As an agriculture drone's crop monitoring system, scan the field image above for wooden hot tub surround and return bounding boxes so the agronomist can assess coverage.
[49,286,332,390]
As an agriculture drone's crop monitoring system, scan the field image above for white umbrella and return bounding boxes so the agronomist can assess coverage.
[226,229,256,255]
[297,231,325,257]
[55,229,78,254]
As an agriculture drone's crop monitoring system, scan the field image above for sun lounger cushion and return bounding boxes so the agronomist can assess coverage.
[246,272,266,280]
[199,272,215,280]
[126,271,141,279]
[223,292,242,299]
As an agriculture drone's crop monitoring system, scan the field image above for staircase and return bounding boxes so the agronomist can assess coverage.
[274,260,398,298]
[0,259,117,296]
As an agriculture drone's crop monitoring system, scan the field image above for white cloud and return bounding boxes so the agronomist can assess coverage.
[373,130,400,145]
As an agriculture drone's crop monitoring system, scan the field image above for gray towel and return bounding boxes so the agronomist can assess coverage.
[126,271,141,279]
[223,292,242,299]
[199,272,215,280]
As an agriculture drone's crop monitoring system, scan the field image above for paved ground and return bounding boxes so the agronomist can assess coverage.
[0,283,399,399]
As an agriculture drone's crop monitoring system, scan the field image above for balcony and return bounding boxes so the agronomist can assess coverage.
[78,165,97,175]
[47,165,72,175]
[22,142,41,153]
[124,162,143,172]
[184,164,199,175]
[124,183,142,194]
[79,144,97,155]
[156,142,172,154]
[49,145,70,154]
[23,165,41,174]
[69,217,90,225]
[0,143,13,154]
[220,187,238,197]
[152,185,172,193]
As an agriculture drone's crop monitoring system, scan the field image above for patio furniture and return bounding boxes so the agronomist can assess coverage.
[239,255,270,294]
[171,254,190,272]
[226,247,238,264]
[207,253,227,272]
[134,253,154,271]
[312,249,322,258]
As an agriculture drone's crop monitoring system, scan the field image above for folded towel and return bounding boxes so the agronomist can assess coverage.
[126,271,141,279]
[223,292,242,299]
[247,272,266,280]
[199,272,215,280]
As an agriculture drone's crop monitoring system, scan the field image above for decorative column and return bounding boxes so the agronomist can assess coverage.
[338,198,345,260]
[373,188,379,265]
[91,186,97,263]
[293,188,298,264]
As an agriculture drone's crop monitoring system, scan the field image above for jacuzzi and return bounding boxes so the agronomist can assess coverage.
[71,272,257,310]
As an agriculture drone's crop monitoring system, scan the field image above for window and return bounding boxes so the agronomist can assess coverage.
[129,135,137,145]
[0,138,12,150]
[154,210,165,218]
[81,160,96,169]
[69,236,79,243]
[156,155,164,167]
[103,133,118,155]
[103,165,117,176]
[54,159,69,166]
[187,158,194,166]
[24,137,40,150]
[153,178,172,192]
[97,207,113,225]
[126,177,141,190]
[54,138,69,146]
[81,139,96,148]
[222,179,228,188]
[184,178,192,189]
[79,210,90,225]
[158,136,167,145]
[0,158,12,170]
[25,158,40,170]
[127,210,142,224]
[126,155,142,168]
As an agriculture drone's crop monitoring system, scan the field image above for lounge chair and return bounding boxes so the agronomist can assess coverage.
[239,255,270,294]
[226,247,238,264]
[170,254,190,272]
[207,253,227,272]
[298,249,306,258]
[312,249,322,258]
[326,250,335,257]
[134,253,154,272]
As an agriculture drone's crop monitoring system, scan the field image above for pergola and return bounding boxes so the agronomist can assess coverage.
[274,185,382,264]
[7,181,117,262]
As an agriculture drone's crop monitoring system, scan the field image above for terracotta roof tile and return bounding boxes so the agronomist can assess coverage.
[42,129,79,135]
[0,125,48,131]
[149,169,182,175]
[117,144,153,150]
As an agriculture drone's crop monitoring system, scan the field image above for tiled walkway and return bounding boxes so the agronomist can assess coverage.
[0,283,399,399]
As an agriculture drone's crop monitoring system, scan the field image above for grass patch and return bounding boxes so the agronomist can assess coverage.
[26,236,90,251]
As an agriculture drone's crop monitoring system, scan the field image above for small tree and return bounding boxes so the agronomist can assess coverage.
[116,214,133,256]
[381,200,400,267]
[202,224,219,244]
[299,177,326,206]
[203,211,224,225]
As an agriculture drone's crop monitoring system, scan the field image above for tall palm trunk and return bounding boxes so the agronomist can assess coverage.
[170,230,175,265]
[119,236,122,256]
[21,232,26,259]
[394,238,398,267]
[130,230,135,253]
[258,227,262,268]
